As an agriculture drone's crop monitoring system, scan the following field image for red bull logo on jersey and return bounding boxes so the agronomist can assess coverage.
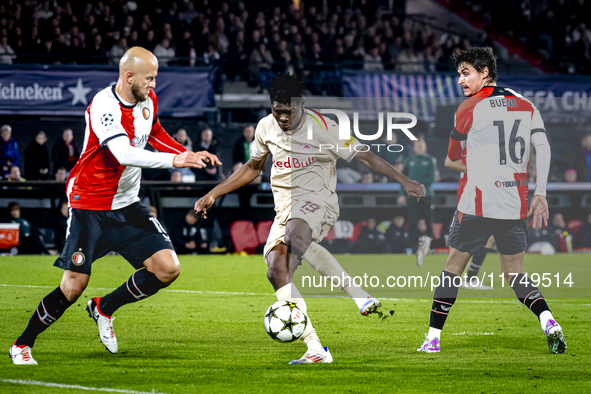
[495,180,528,188]
[273,156,315,169]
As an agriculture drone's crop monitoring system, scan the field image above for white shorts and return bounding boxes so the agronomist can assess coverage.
[263,189,339,259]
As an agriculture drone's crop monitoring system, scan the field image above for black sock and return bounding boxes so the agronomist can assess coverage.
[99,269,173,316]
[16,287,74,348]
[510,273,550,318]
[430,271,460,330]
[467,248,492,279]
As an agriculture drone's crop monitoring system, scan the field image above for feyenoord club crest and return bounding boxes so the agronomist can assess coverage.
[71,250,85,266]
[142,107,150,120]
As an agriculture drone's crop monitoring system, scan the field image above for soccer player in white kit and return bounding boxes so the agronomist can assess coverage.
[417,47,566,354]
[9,47,221,365]
[195,73,426,364]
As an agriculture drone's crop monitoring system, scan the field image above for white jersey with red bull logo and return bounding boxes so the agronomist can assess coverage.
[251,109,361,220]
[67,86,186,211]
[448,86,546,220]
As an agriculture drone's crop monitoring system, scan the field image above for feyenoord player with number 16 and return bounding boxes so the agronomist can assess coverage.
[417,47,566,354]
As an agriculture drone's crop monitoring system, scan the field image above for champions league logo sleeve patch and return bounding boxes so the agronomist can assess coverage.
[100,113,114,128]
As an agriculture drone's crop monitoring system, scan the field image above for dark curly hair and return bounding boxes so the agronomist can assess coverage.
[452,46,498,83]
[269,72,305,104]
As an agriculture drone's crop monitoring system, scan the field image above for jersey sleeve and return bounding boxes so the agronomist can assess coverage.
[251,120,270,160]
[147,90,186,154]
[448,111,469,161]
[531,107,546,135]
[324,122,360,162]
[89,100,126,147]
[149,119,186,154]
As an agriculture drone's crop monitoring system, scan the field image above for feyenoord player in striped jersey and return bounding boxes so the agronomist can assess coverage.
[416,150,494,290]
[9,47,221,365]
[417,47,566,354]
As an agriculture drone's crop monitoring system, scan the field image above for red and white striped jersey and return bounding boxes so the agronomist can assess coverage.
[448,86,546,220]
[67,86,186,210]
[457,149,467,204]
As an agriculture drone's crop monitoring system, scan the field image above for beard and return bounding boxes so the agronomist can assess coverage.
[131,82,148,102]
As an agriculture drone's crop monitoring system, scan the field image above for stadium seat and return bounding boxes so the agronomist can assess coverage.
[567,220,583,236]
[256,220,273,245]
[348,221,367,243]
[230,221,258,254]
[432,222,443,239]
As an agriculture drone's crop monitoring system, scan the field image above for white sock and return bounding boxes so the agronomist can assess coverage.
[305,339,324,352]
[428,327,441,339]
[275,283,321,346]
[302,242,371,302]
[539,310,554,330]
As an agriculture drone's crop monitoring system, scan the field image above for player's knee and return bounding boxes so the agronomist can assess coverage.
[156,260,180,283]
[60,281,86,301]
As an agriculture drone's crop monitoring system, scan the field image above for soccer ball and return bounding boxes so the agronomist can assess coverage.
[263,300,308,342]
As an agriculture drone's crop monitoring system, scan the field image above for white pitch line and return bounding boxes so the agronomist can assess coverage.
[0,378,166,394]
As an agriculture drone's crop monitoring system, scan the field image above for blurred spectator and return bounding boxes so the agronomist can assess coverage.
[364,46,383,71]
[399,139,437,237]
[0,124,19,179]
[351,218,386,253]
[174,128,193,151]
[170,170,183,182]
[197,127,218,155]
[53,201,69,252]
[249,42,274,92]
[361,171,374,184]
[203,43,221,65]
[171,209,209,254]
[397,44,424,72]
[227,29,248,80]
[385,214,409,253]
[336,167,362,184]
[153,38,175,66]
[574,213,591,248]
[0,36,16,64]
[88,34,107,62]
[52,129,80,173]
[109,37,128,66]
[573,134,591,182]
[54,166,67,182]
[8,201,48,255]
[24,131,51,180]
[7,165,24,182]
[232,125,255,165]
[564,168,577,182]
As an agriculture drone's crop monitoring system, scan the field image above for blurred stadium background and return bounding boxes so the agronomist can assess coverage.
[1,0,591,257]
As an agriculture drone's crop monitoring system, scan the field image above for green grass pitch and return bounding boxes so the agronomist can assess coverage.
[1,254,590,393]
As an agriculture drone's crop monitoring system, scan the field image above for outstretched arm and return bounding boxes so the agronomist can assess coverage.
[107,136,220,169]
[354,151,426,200]
[194,155,269,218]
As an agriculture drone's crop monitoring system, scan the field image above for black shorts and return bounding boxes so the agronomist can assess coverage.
[54,202,174,275]
[448,210,529,256]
